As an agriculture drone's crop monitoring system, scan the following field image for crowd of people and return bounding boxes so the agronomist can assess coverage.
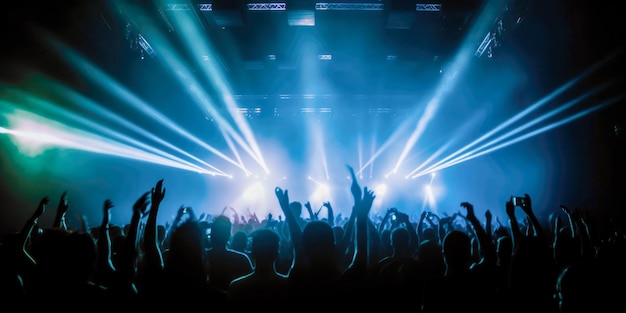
[1,166,624,311]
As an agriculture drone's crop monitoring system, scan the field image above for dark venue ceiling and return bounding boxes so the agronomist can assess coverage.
[0,0,553,111]
[1,1,622,112]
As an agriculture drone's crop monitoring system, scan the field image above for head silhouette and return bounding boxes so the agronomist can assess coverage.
[289,201,303,218]
[250,229,280,267]
[302,221,335,265]
[442,230,471,275]
[211,215,232,248]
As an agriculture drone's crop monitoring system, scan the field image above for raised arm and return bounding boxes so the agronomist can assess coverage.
[143,179,165,272]
[460,202,496,267]
[337,202,357,263]
[518,193,547,243]
[438,214,456,246]
[347,165,374,272]
[397,211,419,254]
[322,201,335,227]
[485,210,493,243]
[52,191,69,230]
[560,205,594,260]
[378,208,394,234]
[161,206,188,250]
[96,199,116,282]
[304,201,318,221]
[505,197,521,254]
[75,213,91,234]
[14,197,48,272]
[417,210,428,242]
[575,210,595,260]
[350,185,376,274]
[274,187,303,274]
[118,191,150,295]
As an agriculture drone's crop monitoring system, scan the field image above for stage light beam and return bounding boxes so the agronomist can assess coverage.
[414,95,624,177]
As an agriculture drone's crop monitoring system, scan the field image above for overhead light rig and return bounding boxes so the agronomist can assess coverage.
[474,0,529,59]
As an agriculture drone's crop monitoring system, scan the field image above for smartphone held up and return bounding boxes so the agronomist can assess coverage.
[512,196,526,207]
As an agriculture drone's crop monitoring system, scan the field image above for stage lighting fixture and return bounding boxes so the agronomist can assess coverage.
[315,2,384,11]
[198,3,213,11]
[416,3,441,11]
[137,34,156,58]
[247,2,286,10]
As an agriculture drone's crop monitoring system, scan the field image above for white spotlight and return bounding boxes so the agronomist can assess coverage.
[375,184,387,197]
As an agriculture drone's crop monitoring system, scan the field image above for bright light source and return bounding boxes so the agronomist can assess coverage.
[309,183,330,205]
[287,10,315,26]
[375,184,387,197]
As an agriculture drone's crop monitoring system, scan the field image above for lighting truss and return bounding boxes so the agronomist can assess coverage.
[416,3,442,11]
[474,2,522,59]
[137,34,156,57]
[315,2,384,11]
[474,32,494,57]
[198,3,213,11]
[247,3,286,11]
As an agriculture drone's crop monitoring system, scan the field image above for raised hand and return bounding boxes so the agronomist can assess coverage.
[34,197,49,219]
[103,199,114,209]
[275,187,290,212]
[322,201,330,209]
[560,204,572,215]
[133,192,150,216]
[397,211,410,223]
[360,186,376,216]
[428,211,441,222]
[505,197,515,218]
[151,179,166,208]
[176,205,188,218]
[22,196,48,236]
[520,193,533,215]
[304,201,317,220]
[76,214,90,233]
[460,201,475,219]
[347,165,362,205]
[550,212,560,230]
[102,199,114,225]
[97,198,117,279]
[53,191,70,229]
[57,191,70,215]
[440,215,455,226]
[230,206,240,223]
[186,206,198,221]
